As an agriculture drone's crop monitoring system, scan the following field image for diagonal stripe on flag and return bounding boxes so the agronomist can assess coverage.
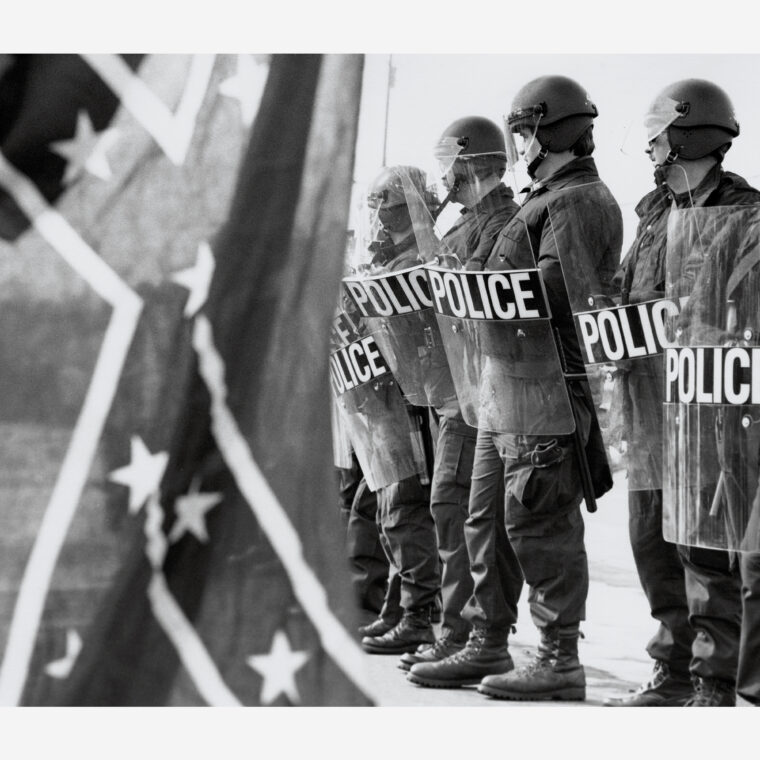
[192,314,381,704]
[82,54,215,166]
[0,153,143,706]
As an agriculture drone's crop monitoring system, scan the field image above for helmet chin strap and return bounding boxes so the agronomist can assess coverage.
[433,184,458,221]
[526,147,548,180]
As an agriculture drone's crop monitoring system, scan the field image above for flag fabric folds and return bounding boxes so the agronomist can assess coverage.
[0,53,373,706]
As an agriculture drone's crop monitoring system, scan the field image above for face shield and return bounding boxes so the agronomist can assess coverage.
[620,94,683,161]
[503,107,544,188]
[433,136,467,198]
[504,108,543,168]
[351,167,443,273]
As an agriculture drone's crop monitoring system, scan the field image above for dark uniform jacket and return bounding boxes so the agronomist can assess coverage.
[613,165,760,489]
[616,165,760,305]
[435,183,520,421]
[485,157,622,497]
[487,157,622,374]
[441,183,519,269]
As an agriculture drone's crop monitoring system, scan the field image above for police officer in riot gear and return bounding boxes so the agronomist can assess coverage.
[451,76,621,702]
[403,117,526,683]
[350,165,443,654]
[605,79,760,707]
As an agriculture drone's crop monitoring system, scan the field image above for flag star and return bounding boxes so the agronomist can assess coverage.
[168,486,223,544]
[219,54,268,127]
[171,241,215,318]
[50,110,120,184]
[246,631,310,705]
[109,436,169,515]
[44,629,82,680]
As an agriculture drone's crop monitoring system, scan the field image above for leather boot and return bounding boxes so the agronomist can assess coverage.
[397,633,467,672]
[478,624,586,701]
[358,614,401,638]
[406,627,513,688]
[362,609,434,654]
[684,677,736,706]
[603,660,692,706]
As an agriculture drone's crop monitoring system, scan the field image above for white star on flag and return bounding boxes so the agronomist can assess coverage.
[219,54,268,128]
[44,629,82,680]
[168,479,223,544]
[50,110,120,184]
[109,436,169,515]
[171,241,215,318]
[246,631,310,705]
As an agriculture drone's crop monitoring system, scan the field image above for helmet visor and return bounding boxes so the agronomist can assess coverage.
[503,114,542,174]
[645,94,683,142]
[621,95,682,158]
[433,135,467,179]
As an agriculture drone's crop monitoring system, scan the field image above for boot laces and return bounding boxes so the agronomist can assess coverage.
[428,635,459,658]
[445,628,488,663]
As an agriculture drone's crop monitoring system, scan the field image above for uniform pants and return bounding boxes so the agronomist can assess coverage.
[628,489,693,675]
[460,429,524,633]
[377,474,440,615]
[491,394,593,628]
[678,549,760,699]
[678,545,742,683]
[429,414,477,640]
[344,472,392,616]
[738,552,760,704]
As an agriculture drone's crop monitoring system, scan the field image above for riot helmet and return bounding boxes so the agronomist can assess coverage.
[367,164,438,235]
[506,75,598,178]
[644,79,739,163]
[433,116,507,203]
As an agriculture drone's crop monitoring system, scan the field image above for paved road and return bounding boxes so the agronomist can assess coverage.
[363,474,656,707]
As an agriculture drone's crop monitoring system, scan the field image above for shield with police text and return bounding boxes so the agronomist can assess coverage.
[343,265,458,410]
[546,182,663,489]
[427,263,575,434]
[663,204,760,552]
[329,311,427,491]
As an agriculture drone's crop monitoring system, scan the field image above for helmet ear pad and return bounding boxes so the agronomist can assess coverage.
[536,114,594,153]
[666,125,735,161]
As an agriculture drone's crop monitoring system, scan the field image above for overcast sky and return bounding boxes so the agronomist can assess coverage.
[352,54,760,254]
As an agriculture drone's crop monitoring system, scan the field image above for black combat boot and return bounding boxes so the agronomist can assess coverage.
[361,609,434,654]
[406,627,513,688]
[358,614,401,638]
[684,677,736,706]
[603,660,692,706]
[478,624,585,701]
[397,633,467,672]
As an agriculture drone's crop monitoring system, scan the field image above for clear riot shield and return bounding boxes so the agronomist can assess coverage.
[343,265,458,409]
[329,310,427,492]
[547,181,667,490]
[427,263,575,434]
[663,205,760,552]
[341,166,459,411]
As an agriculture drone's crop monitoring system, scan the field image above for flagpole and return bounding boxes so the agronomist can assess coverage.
[381,54,393,167]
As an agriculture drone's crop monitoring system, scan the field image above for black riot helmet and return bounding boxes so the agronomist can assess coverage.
[645,79,740,162]
[507,75,598,153]
[434,117,507,178]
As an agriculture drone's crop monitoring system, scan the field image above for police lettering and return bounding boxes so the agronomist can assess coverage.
[343,265,433,318]
[575,299,681,365]
[665,347,760,405]
[426,267,548,321]
[331,312,360,349]
[329,335,390,396]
